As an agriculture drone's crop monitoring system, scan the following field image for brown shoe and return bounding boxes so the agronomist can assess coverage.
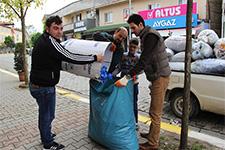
[139,142,158,150]
[140,132,149,139]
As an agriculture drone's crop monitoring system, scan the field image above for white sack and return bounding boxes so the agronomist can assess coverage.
[192,41,213,60]
[166,48,175,61]
[214,38,225,59]
[197,29,219,45]
[61,39,113,78]
[165,36,186,52]
[169,62,185,71]
[191,59,225,74]
[170,52,185,62]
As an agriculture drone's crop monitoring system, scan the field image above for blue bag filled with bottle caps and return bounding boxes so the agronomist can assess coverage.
[88,78,138,150]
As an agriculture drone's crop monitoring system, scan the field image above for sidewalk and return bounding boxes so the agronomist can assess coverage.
[0,70,107,150]
[0,69,224,150]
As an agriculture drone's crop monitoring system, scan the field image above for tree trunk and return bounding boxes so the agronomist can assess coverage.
[21,9,29,85]
[179,0,192,149]
[208,0,222,37]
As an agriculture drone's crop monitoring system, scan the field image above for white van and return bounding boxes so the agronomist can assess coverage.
[166,71,225,118]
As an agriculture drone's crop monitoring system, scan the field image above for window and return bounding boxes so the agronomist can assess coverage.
[86,10,95,18]
[178,0,187,4]
[149,3,160,9]
[76,14,82,22]
[104,12,112,23]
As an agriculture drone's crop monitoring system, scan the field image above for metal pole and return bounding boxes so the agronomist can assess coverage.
[128,0,132,40]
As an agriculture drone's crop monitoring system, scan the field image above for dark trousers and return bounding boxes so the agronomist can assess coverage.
[29,84,56,146]
[133,83,139,123]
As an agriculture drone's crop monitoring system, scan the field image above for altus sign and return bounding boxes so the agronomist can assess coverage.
[138,3,198,30]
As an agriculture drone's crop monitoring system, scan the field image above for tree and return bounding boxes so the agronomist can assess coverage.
[4,36,15,48]
[30,32,41,47]
[180,0,193,149]
[0,0,43,86]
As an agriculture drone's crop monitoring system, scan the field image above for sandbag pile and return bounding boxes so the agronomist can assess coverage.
[166,29,225,75]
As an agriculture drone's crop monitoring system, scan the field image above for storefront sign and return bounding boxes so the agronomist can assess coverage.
[144,14,198,30]
[138,3,197,19]
[74,19,96,33]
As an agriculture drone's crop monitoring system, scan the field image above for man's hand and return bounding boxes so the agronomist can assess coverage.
[115,76,130,87]
[110,43,117,52]
[96,54,104,62]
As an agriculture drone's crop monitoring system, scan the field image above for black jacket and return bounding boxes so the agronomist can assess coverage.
[30,32,97,86]
[93,32,124,73]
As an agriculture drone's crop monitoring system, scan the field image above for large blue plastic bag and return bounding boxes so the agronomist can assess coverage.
[88,79,138,150]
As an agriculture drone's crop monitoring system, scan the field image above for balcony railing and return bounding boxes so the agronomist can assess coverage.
[63,23,73,32]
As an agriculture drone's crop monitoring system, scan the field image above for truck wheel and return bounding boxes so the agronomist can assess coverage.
[170,92,200,118]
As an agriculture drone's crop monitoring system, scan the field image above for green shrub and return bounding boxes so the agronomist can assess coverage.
[14,43,24,73]
[4,36,15,48]
[30,32,41,47]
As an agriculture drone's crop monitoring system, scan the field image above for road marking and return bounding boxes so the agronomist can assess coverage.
[1,67,224,149]
[0,68,17,78]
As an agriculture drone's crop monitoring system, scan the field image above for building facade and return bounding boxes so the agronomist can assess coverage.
[46,0,208,39]
[0,24,22,44]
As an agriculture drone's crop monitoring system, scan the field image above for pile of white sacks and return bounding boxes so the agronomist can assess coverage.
[165,29,225,75]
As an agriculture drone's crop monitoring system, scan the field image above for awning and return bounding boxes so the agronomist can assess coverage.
[84,23,129,34]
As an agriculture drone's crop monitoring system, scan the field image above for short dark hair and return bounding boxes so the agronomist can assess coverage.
[45,15,62,28]
[127,14,145,27]
[129,38,139,46]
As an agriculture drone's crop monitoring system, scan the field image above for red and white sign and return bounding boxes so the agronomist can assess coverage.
[138,2,197,20]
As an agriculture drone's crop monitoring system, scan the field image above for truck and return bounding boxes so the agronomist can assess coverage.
[166,71,225,118]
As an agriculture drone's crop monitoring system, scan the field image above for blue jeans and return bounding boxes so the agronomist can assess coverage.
[29,84,56,146]
[133,83,139,123]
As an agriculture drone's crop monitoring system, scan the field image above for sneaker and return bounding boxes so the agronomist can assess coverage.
[43,141,65,150]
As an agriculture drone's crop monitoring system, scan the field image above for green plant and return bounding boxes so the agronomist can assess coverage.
[30,32,41,47]
[14,43,24,73]
[4,36,15,48]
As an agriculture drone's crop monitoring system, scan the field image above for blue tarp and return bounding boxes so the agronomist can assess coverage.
[88,79,138,150]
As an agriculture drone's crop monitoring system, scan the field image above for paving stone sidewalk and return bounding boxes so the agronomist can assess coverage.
[1,71,224,150]
[0,71,108,150]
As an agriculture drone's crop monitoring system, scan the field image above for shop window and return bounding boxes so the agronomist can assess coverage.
[104,12,112,23]
[76,14,82,22]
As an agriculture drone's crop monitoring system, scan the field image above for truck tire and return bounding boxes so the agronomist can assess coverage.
[170,92,200,118]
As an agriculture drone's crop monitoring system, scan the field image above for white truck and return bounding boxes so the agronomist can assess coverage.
[166,71,225,118]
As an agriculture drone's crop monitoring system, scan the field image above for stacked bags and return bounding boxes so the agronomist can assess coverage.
[165,29,225,75]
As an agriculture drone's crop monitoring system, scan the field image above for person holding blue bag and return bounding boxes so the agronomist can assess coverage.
[112,38,140,127]
[89,27,140,150]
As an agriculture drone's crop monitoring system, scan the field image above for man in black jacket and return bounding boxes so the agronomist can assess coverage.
[29,16,102,150]
[92,27,128,73]
[121,14,171,150]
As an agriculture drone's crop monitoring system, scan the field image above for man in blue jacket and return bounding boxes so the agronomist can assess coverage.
[29,15,103,150]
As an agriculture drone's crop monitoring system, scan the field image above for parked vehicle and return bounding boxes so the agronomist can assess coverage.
[166,71,225,118]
